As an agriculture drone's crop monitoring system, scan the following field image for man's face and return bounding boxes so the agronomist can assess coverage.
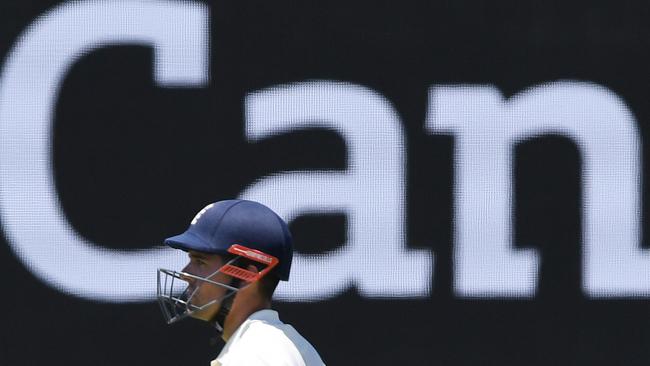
[181,250,231,321]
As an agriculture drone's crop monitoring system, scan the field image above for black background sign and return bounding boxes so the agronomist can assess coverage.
[0,1,649,365]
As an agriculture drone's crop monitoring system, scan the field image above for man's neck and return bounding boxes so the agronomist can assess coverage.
[221,297,271,341]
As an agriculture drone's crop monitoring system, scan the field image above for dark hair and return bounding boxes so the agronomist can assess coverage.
[258,274,280,300]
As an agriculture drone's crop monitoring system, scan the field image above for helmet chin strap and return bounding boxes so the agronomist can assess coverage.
[212,278,241,333]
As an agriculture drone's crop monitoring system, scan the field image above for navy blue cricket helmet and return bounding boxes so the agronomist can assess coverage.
[164,199,293,281]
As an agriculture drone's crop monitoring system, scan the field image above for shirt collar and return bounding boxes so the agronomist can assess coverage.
[216,309,281,361]
[246,309,280,323]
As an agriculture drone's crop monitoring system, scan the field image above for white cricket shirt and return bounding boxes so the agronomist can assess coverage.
[211,309,325,366]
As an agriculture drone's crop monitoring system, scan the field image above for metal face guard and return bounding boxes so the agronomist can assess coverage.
[156,267,238,324]
[157,244,280,325]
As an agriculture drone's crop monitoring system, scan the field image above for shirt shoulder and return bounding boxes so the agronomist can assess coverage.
[216,311,325,366]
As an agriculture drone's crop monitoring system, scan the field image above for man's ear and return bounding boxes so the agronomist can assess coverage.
[246,264,259,273]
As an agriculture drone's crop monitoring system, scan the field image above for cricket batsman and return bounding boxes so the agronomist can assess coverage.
[157,199,325,366]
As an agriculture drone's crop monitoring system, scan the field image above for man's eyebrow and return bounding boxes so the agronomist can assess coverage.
[188,252,207,260]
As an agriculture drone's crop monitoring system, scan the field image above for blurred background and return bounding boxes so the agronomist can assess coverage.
[0,0,649,365]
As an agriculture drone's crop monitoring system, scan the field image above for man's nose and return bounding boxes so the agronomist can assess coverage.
[180,265,196,285]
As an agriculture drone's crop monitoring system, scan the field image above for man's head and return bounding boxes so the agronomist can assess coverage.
[157,200,292,326]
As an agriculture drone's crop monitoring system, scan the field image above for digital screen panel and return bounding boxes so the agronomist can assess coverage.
[0,1,648,365]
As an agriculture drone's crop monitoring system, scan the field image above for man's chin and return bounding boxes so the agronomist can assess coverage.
[190,303,220,322]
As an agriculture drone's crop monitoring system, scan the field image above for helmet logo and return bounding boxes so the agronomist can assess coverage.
[191,203,214,225]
